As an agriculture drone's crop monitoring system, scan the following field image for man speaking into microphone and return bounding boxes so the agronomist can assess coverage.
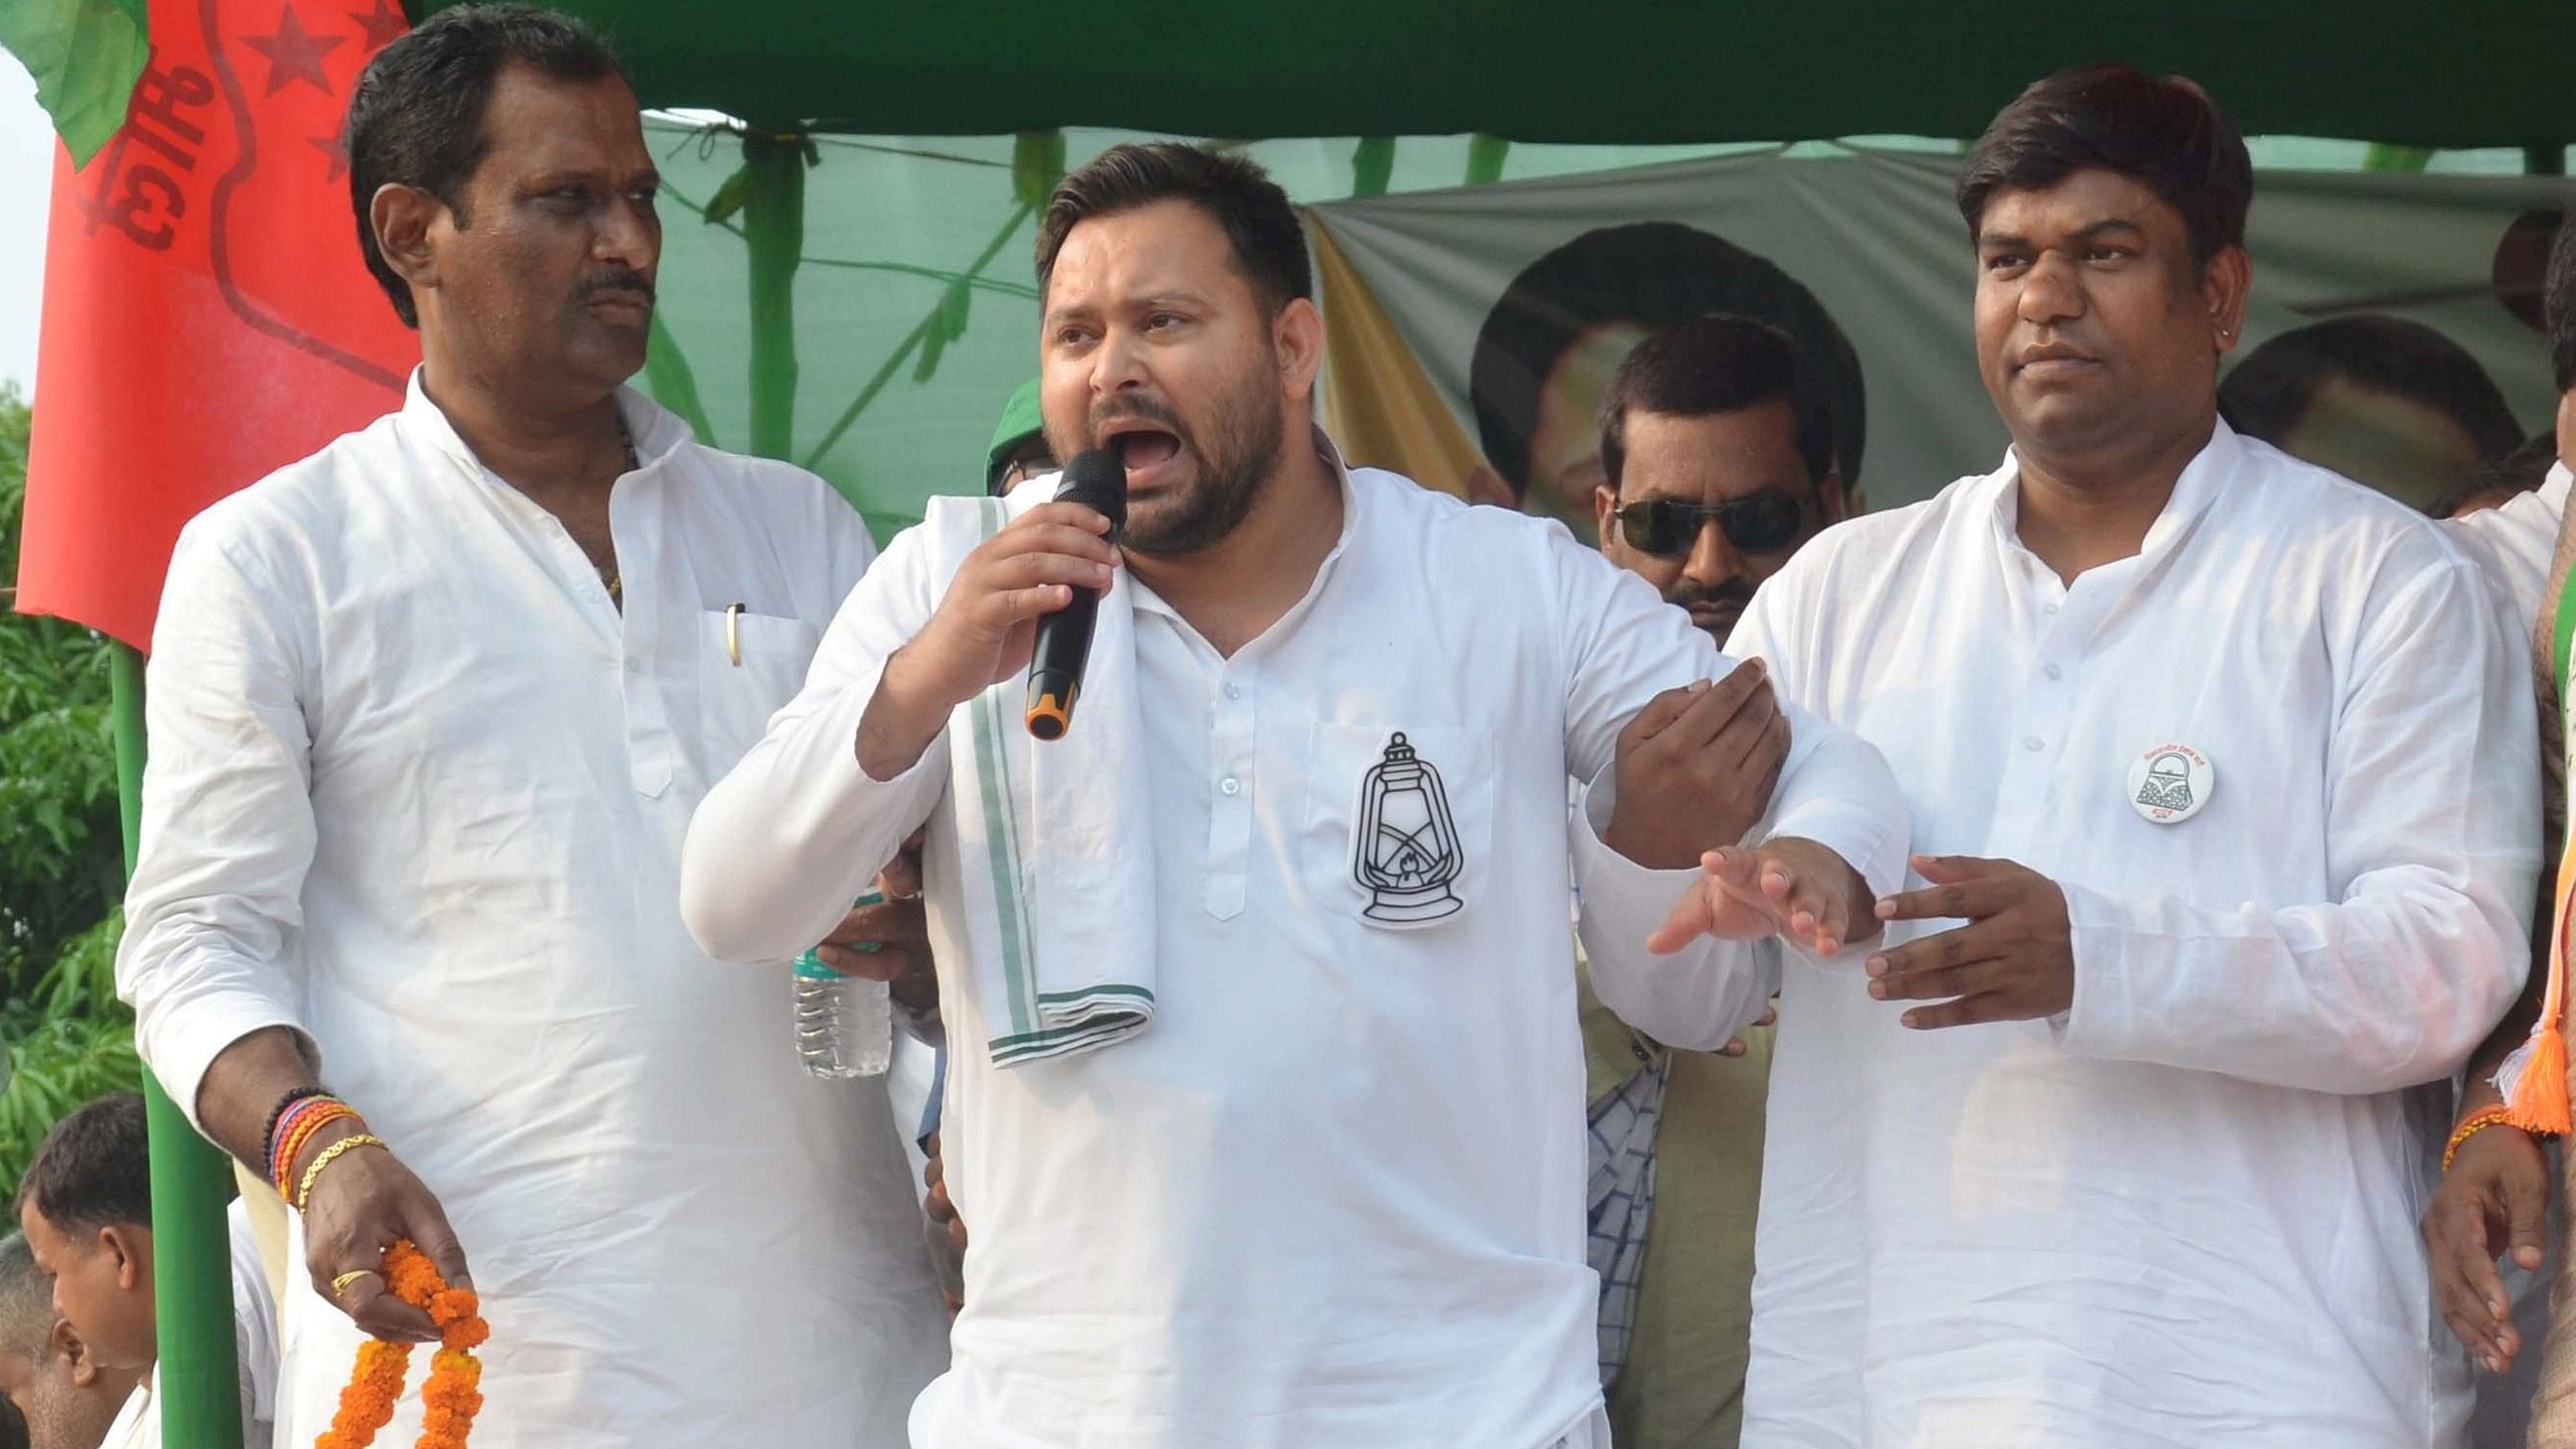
[680,143,1909,1449]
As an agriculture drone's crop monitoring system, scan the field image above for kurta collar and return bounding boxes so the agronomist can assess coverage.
[1984,417,2240,575]
[397,366,693,479]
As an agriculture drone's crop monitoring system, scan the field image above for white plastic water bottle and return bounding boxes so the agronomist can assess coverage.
[793,891,892,1078]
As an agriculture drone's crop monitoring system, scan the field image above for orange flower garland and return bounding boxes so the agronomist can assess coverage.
[316,1340,409,1449]
[315,1240,488,1449]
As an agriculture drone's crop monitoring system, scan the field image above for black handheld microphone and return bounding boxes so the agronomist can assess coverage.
[1024,448,1128,740]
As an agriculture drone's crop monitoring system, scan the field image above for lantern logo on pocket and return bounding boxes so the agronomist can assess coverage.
[1352,732,1465,925]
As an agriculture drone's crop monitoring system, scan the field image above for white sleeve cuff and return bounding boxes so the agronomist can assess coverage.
[2052,879,2128,1054]
[1570,764,1710,928]
[138,998,316,1138]
[1764,793,1907,904]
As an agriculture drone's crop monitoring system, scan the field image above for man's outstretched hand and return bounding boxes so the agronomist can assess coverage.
[1648,838,1876,958]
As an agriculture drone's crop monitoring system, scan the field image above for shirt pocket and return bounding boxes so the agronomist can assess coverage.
[1300,720,1496,931]
[697,608,820,764]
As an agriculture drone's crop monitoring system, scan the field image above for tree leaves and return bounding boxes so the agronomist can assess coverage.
[0,1000,141,1191]
[0,382,131,1191]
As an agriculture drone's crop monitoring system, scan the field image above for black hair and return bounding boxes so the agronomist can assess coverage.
[1467,223,1866,499]
[344,3,627,327]
[2218,315,2523,465]
[0,1236,51,1363]
[1036,143,1311,311]
[13,1093,149,1239]
[1600,314,1836,493]
[2431,429,2560,518]
[1957,63,2252,269]
[2548,210,2576,395]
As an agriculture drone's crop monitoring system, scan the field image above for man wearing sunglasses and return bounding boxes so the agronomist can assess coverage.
[1594,315,1851,645]
[1577,312,1845,1449]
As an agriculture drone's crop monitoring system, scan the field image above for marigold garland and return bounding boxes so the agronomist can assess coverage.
[314,1240,487,1449]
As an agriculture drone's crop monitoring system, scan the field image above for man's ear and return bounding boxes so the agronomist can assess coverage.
[1273,297,1325,406]
[1818,472,1853,525]
[371,181,446,309]
[2201,243,2253,358]
[1593,482,1621,542]
[54,1318,98,1387]
[96,1225,147,1294]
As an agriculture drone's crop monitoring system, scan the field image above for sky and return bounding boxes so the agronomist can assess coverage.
[0,55,49,397]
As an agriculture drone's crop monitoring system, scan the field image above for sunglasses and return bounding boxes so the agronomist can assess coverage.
[1612,491,1807,558]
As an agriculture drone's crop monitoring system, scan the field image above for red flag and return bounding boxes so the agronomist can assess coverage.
[18,0,419,647]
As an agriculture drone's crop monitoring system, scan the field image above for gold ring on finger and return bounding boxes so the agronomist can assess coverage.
[332,1269,378,1298]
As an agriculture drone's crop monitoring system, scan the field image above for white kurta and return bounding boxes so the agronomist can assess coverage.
[682,453,1908,1449]
[117,376,948,1447]
[230,1200,276,1449]
[104,1369,156,1449]
[2444,461,2572,628]
[1723,423,2540,1448]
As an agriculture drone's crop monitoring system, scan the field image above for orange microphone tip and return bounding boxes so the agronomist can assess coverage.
[1026,692,1072,740]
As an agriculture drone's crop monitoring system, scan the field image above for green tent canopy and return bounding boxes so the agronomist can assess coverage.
[421,0,2576,149]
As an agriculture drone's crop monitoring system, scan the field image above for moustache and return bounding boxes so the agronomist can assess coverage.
[581,271,657,305]
[1670,580,1756,613]
[1091,398,1194,449]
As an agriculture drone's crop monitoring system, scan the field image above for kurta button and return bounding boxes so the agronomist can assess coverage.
[2023,736,2045,752]
[2044,663,2063,680]
[1220,776,1241,796]
[1225,684,1243,700]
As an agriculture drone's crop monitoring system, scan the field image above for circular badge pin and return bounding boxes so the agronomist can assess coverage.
[2127,743,2212,824]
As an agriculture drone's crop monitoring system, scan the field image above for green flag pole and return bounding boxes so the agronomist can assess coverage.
[111,642,245,1449]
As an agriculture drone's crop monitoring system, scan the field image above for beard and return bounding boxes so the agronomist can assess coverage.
[1091,370,1288,559]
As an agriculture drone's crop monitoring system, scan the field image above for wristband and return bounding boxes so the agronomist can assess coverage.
[259,1087,330,1172]
[2444,1105,2518,1174]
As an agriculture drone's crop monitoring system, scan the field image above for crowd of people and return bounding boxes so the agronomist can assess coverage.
[8,4,2575,1447]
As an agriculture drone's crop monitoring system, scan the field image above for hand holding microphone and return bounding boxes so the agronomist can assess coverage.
[860,452,1126,776]
[1025,450,1128,738]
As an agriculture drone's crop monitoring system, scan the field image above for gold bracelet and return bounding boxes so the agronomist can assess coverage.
[2444,1107,2517,1174]
[295,1133,387,1212]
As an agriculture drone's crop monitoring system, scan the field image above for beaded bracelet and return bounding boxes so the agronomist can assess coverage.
[268,1092,341,1166]
[269,1096,353,1186]
[259,1086,330,1173]
[272,1101,361,1198]
[269,1092,350,1158]
[2444,1105,2518,1174]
